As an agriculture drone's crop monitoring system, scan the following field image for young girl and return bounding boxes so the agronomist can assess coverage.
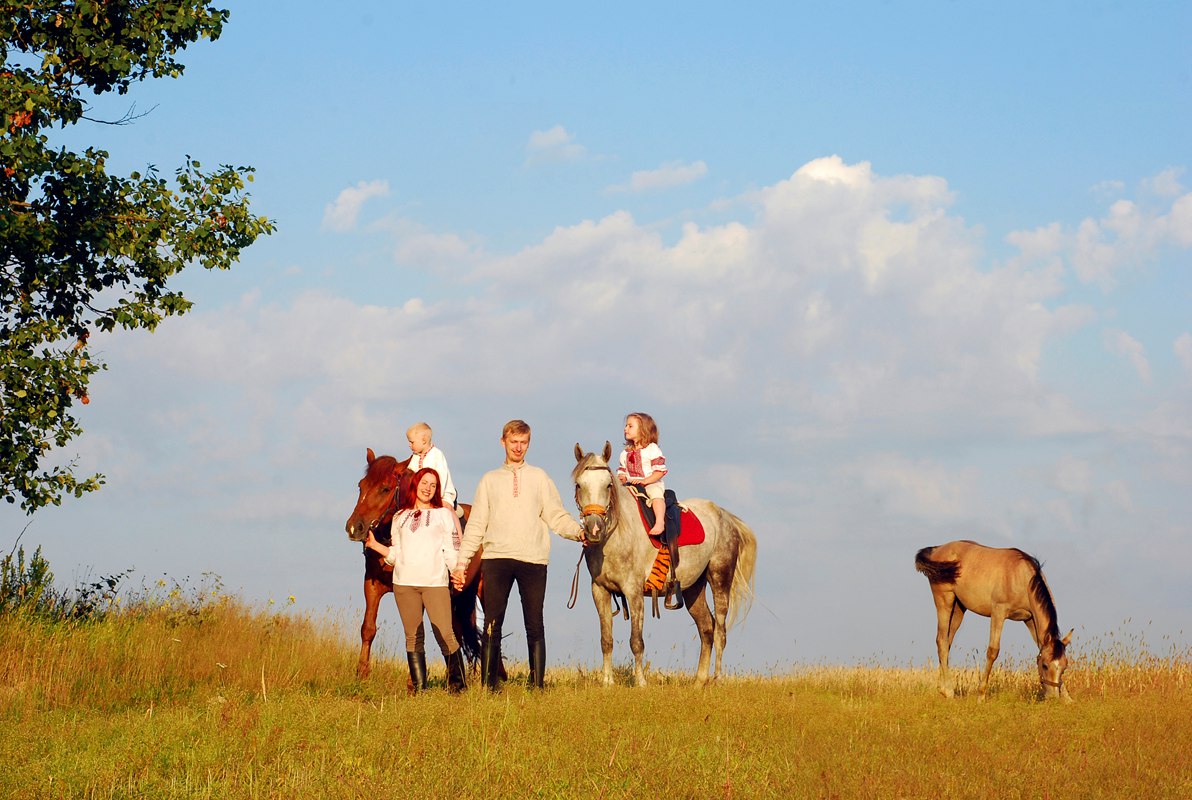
[617,412,668,537]
[364,467,467,693]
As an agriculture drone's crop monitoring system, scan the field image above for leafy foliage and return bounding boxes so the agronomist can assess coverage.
[1,2,274,511]
[1,530,130,619]
[0,540,57,614]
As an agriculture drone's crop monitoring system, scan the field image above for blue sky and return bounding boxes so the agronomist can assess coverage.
[7,1,1191,674]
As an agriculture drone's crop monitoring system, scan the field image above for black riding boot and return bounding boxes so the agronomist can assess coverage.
[663,495,683,610]
[664,539,683,610]
[446,648,467,693]
[406,651,428,692]
[481,630,502,691]
[527,638,546,689]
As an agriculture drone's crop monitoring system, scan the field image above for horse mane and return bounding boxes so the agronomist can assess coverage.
[1019,550,1063,647]
[363,453,399,480]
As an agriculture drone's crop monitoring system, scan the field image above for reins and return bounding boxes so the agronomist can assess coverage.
[367,463,405,533]
[567,460,628,618]
[567,548,585,609]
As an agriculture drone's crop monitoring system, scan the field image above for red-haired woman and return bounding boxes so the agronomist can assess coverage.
[364,467,466,692]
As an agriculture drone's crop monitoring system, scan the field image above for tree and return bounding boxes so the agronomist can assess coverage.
[1,1,274,512]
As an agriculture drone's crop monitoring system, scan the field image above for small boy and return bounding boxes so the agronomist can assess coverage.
[407,422,459,508]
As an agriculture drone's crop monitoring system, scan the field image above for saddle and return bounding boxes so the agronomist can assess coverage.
[625,486,706,548]
[627,487,705,614]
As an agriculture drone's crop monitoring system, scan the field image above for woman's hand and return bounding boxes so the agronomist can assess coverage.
[364,529,389,560]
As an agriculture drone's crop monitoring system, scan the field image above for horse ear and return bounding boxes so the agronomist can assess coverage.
[1061,628,1073,646]
[367,448,376,464]
[602,440,612,461]
[574,443,584,462]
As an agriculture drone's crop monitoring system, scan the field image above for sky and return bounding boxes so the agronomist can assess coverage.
[6,1,1191,675]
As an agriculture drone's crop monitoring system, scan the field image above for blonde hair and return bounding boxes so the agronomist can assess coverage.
[502,419,531,439]
[625,412,659,447]
[407,422,432,440]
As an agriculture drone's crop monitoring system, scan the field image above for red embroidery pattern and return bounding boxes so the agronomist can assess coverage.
[626,449,642,477]
[400,510,425,531]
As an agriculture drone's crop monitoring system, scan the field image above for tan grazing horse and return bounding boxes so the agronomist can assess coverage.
[572,443,757,687]
[915,540,1073,701]
[344,448,482,680]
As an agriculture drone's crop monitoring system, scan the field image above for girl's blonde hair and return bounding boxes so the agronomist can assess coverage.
[625,412,659,447]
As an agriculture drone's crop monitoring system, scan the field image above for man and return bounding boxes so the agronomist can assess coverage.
[452,419,583,689]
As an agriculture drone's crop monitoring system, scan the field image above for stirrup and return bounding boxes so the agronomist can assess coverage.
[664,579,683,610]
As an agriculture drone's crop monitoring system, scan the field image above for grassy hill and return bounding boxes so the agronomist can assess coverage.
[2,575,1189,799]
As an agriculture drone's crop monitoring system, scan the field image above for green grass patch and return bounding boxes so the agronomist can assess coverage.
[3,590,1190,799]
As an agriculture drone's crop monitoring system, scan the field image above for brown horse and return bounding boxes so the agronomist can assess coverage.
[915,540,1073,701]
[344,448,482,679]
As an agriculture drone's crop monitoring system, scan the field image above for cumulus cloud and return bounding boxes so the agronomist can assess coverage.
[1068,188,1192,288]
[127,154,1157,460]
[321,179,390,232]
[1104,328,1153,383]
[525,125,587,164]
[1175,333,1192,378]
[89,159,1192,528]
[609,160,708,193]
[852,453,979,523]
[1141,167,1185,198]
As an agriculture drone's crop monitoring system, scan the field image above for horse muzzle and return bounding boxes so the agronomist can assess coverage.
[345,517,370,542]
[581,516,606,545]
[577,502,608,545]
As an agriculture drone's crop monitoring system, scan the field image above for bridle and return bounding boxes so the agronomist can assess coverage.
[573,463,617,543]
[567,462,615,610]
[366,463,405,534]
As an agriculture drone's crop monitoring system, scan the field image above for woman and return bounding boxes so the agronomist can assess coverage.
[364,467,467,692]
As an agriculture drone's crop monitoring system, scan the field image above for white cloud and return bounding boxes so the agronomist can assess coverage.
[525,125,587,164]
[851,453,979,523]
[321,180,390,232]
[1175,333,1192,378]
[610,160,708,193]
[108,158,1192,473]
[1050,456,1093,495]
[1103,328,1152,383]
[1141,167,1185,198]
[1067,187,1191,288]
[1166,193,1192,247]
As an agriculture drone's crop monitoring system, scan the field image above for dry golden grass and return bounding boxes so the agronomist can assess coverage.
[2,589,1189,799]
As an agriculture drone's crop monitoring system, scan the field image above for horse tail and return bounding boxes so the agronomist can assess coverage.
[914,545,960,585]
[450,580,482,665]
[723,509,757,630]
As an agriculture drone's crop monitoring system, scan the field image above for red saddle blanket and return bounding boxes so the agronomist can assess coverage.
[632,502,706,549]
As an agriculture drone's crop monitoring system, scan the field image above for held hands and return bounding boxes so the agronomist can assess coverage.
[450,568,466,590]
